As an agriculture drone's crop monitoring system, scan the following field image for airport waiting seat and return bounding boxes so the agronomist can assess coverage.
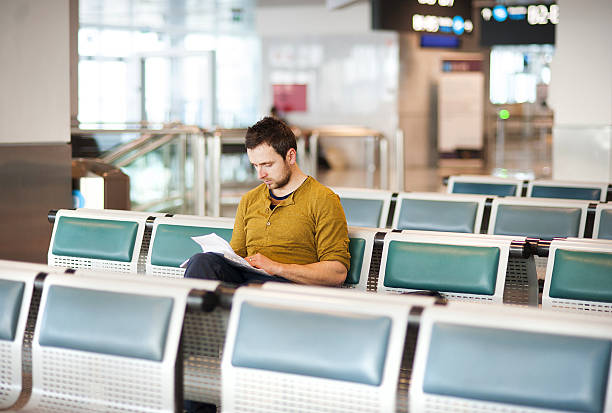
[398,231,537,307]
[22,272,190,412]
[0,261,50,410]
[410,302,612,412]
[377,232,510,304]
[488,197,590,239]
[527,179,608,201]
[447,175,523,197]
[147,214,235,278]
[222,286,413,413]
[74,268,228,407]
[259,283,439,413]
[48,208,152,273]
[487,197,591,281]
[392,192,489,233]
[332,187,393,228]
[344,227,380,290]
[543,239,612,315]
[594,204,612,240]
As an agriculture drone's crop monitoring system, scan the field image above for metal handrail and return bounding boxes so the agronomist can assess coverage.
[311,126,384,137]
[309,126,388,189]
[115,133,179,168]
[71,123,206,164]
[71,123,208,215]
[207,128,250,217]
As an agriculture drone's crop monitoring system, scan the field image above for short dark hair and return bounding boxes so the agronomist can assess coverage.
[245,116,296,158]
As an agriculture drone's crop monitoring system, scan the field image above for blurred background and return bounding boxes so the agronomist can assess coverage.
[1,0,611,262]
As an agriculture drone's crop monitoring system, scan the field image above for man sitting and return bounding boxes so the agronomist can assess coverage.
[184,116,350,286]
[183,117,350,412]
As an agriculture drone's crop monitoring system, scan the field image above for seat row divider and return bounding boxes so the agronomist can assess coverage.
[12,271,48,411]
[367,231,388,291]
[385,192,399,228]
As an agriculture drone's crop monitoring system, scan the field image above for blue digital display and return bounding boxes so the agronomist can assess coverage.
[421,34,460,48]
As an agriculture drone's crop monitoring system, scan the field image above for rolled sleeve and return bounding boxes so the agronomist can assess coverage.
[315,193,351,271]
[230,198,248,257]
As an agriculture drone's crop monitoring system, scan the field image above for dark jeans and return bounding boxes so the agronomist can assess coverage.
[183,252,292,285]
[183,252,291,413]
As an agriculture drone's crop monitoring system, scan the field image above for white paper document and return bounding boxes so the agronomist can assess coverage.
[181,233,270,275]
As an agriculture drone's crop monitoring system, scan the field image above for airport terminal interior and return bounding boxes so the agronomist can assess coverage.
[1,0,612,412]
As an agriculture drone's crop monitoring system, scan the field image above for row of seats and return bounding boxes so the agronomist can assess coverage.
[47,208,612,312]
[334,187,612,239]
[47,208,532,305]
[2,260,611,412]
[447,175,612,201]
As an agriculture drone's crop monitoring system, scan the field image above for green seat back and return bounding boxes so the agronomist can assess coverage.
[424,323,611,413]
[452,182,518,197]
[531,185,601,201]
[0,280,25,341]
[232,302,391,386]
[340,198,384,228]
[493,205,582,239]
[396,199,478,233]
[52,216,139,262]
[549,249,612,303]
[39,285,173,361]
[346,238,366,285]
[383,241,499,295]
[598,209,612,240]
[150,224,233,267]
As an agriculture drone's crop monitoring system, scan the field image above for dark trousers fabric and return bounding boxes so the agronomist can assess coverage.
[183,252,292,284]
[182,252,291,413]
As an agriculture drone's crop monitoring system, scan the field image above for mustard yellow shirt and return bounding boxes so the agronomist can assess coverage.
[230,176,350,271]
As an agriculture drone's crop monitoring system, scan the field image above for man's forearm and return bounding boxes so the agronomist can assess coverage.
[275,260,347,286]
[247,253,347,286]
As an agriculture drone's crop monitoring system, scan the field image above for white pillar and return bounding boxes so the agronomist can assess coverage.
[0,0,71,144]
[549,0,612,182]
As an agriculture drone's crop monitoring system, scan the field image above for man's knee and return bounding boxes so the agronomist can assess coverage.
[184,253,221,279]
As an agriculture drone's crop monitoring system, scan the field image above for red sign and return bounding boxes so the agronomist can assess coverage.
[442,59,483,72]
[272,84,307,112]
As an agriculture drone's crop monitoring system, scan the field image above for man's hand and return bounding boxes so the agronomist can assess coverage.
[245,253,347,286]
[245,253,280,275]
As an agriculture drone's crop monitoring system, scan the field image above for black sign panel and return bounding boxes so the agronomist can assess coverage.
[372,0,473,35]
[480,4,557,46]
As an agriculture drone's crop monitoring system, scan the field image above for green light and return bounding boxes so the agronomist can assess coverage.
[499,109,510,120]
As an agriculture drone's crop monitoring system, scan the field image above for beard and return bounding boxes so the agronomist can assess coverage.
[266,164,292,190]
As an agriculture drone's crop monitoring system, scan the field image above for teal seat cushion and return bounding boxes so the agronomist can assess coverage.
[232,302,391,386]
[423,323,611,413]
[452,182,518,197]
[39,286,173,361]
[0,280,25,341]
[340,198,384,228]
[346,238,365,285]
[531,185,601,201]
[150,224,233,267]
[549,249,612,303]
[493,205,582,239]
[598,209,612,240]
[52,216,139,262]
[396,199,478,233]
[383,241,499,295]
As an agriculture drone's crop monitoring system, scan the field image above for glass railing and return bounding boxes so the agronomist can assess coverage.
[72,123,207,215]
[72,123,400,216]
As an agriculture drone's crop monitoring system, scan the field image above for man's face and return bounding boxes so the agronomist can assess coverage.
[247,143,292,190]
